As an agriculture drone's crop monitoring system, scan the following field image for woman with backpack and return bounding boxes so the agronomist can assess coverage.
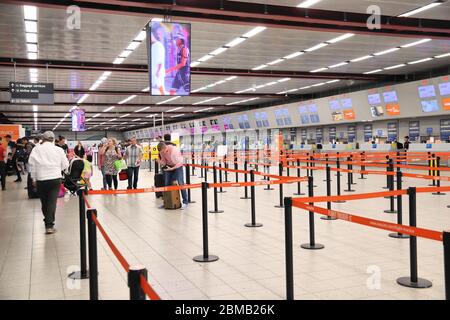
[99,138,122,190]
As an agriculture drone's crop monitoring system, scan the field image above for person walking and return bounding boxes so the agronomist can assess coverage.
[28,131,69,234]
[74,141,85,158]
[124,137,143,189]
[157,141,188,210]
[100,138,122,190]
[98,138,108,190]
[0,139,6,190]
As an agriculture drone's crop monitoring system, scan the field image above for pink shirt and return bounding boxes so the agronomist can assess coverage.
[159,145,183,169]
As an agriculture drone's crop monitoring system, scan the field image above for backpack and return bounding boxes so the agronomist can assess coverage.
[64,158,85,194]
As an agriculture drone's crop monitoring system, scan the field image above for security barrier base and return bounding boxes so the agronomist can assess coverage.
[193,255,219,263]
[301,243,325,250]
[209,210,224,213]
[396,277,432,289]
[321,216,337,221]
[384,210,397,214]
[68,271,89,280]
[389,232,410,239]
[245,223,263,228]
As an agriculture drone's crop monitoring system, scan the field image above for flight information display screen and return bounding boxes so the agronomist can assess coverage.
[383,91,398,103]
[299,105,308,114]
[368,93,381,105]
[418,85,436,98]
[439,82,450,96]
[341,98,352,109]
[421,100,439,113]
[308,104,318,113]
[329,100,341,111]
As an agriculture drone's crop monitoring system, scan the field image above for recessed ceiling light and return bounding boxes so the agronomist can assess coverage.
[108,118,117,122]
[167,107,184,112]
[408,57,433,65]
[435,52,450,58]
[23,5,37,20]
[132,118,141,122]
[119,50,133,58]
[328,62,348,68]
[134,30,146,41]
[297,0,322,8]
[242,26,266,38]
[24,20,37,33]
[350,55,373,62]
[27,52,38,60]
[225,37,246,48]
[210,47,228,56]
[118,95,137,104]
[126,41,141,51]
[401,38,432,48]
[374,47,400,56]
[190,61,201,67]
[327,33,355,44]
[305,43,328,52]
[103,106,115,112]
[252,64,268,70]
[135,107,150,113]
[267,58,284,65]
[198,55,214,62]
[398,2,442,17]
[113,57,125,64]
[170,114,185,118]
[384,64,406,70]
[120,113,130,118]
[92,113,101,118]
[194,107,214,113]
[278,78,291,83]
[284,51,304,60]
[310,67,328,73]
[25,32,37,43]
[363,69,382,74]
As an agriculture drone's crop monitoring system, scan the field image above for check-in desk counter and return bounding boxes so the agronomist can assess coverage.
[408,143,450,167]
[292,144,313,151]
[359,143,394,153]
[321,144,355,153]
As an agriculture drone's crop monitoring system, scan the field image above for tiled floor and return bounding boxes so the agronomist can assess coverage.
[0,163,448,300]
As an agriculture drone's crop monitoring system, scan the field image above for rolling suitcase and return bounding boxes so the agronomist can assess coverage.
[154,173,164,198]
[27,173,39,199]
[163,181,181,210]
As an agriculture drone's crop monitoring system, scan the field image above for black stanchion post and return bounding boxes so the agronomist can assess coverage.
[128,266,148,300]
[224,158,230,182]
[389,171,409,239]
[310,155,317,187]
[396,187,432,288]
[69,188,89,280]
[301,176,324,250]
[194,182,219,263]
[383,156,391,189]
[191,153,195,176]
[334,157,346,203]
[384,162,397,213]
[209,165,224,213]
[245,170,263,228]
[432,157,445,195]
[359,152,367,180]
[275,162,284,208]
[241,161,251,199]
[444,230,450,301]
[284,197,294,300]
[185,165,196,204]
[344,156,355,192]
[350,155,356,185]
[217,162,226,194]
[323,154,329,182]
[429,154,436,187]
[321,166,337,221]
[234,161,239,183]
[204,160,208,183]
[154,159,159,174]
[293,158,304,196]
[86,209,98,300]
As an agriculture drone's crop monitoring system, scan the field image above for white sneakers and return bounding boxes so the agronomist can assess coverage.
[180,203,188,210]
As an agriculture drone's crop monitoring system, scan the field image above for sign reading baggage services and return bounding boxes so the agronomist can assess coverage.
[9,82,54,104]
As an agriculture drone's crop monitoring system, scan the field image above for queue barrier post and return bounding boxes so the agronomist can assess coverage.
[154,159,159,175]
[444,231,450,301]
[217,162,226,194]
[359,152,367,180]
[240,161,251,200]
[86,208,99,300]
[310,155,317,187]
[293,159,304,196]
[301,176,324,250]
[209,164,224,213]
[432,157,446,196]
[321,166,337,221]
[284,197,294,300]
[224,159,230,182]
[68,187,89,280]
[234,160,239,183]
[275,162,284,208]
[323,154,329,182]
[344,156,355,192]
[194,182,219,263]
[191,153,195,176]
[185,165,196,204]
[429,154,436,187]
[389,171,409,239]
[396,187,432,289]
[128,266,148,300]
[334,157,346,203]
[245,170,263,228]
[384,160,397,214]
[383,156,390,190]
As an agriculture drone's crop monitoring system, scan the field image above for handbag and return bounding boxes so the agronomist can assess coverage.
[119,169,128,181]
[114,159,127,171]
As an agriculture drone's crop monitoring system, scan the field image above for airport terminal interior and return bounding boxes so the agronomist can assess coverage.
[0,0,450,302]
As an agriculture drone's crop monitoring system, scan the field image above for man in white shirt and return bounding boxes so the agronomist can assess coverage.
[28,131,69,234]
[151,28,166,95]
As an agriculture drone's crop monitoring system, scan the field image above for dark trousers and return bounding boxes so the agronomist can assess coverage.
[106,174,118,190]
[37,179,61,228]
[164,167,188,204]
[13,156,21,180]
[100,166,107,190]
[0,161,6,189]
[127,166,140,189]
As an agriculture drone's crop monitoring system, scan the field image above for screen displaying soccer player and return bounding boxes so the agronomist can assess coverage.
[147,21,191,96]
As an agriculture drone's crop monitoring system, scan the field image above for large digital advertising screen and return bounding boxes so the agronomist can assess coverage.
[147,21,191,96]
[71,108,86,132]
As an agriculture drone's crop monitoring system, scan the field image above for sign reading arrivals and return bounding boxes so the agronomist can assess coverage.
[9,82,54,104]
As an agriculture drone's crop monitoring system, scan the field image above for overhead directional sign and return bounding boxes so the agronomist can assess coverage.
[9,82,54,104]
